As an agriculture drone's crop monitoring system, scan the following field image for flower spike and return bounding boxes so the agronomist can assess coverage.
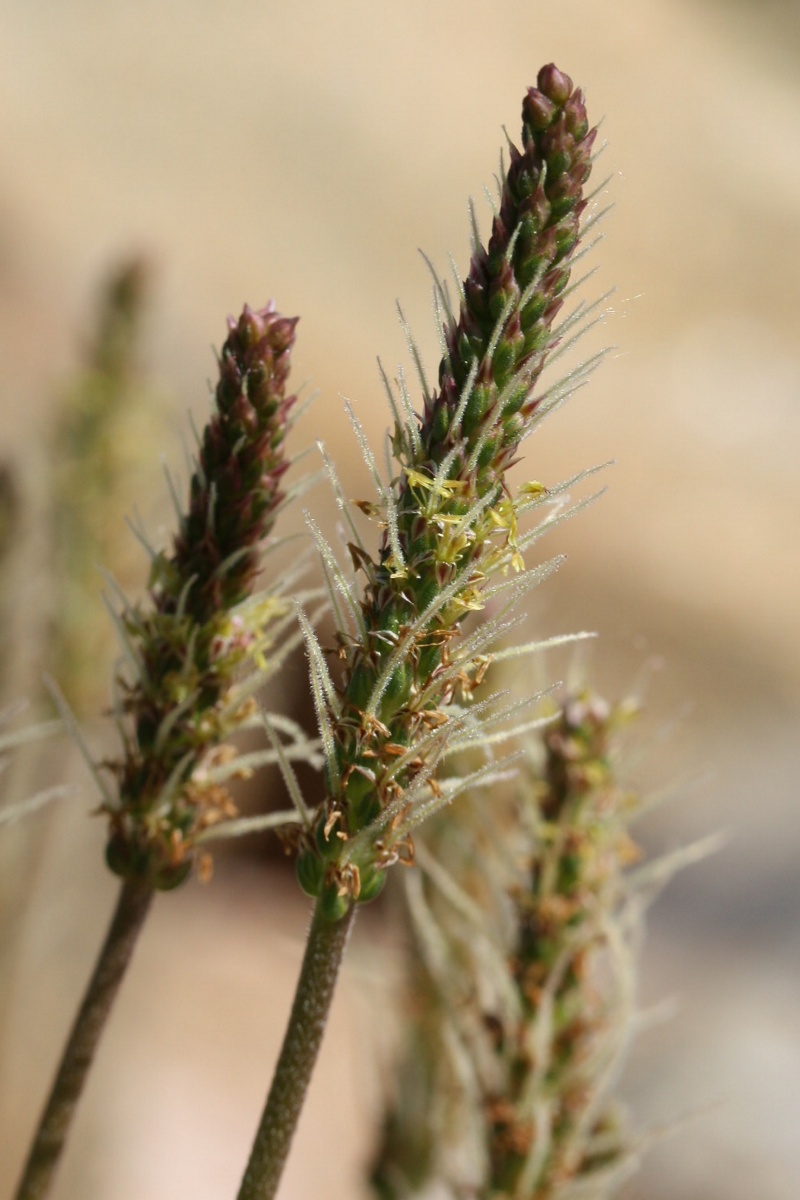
[297,66,598,918]
[104,303,300,889]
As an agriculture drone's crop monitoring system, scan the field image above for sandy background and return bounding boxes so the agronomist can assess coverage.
[2,1,799,1197]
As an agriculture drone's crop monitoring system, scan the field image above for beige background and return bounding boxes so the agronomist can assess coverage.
[2,1,799,1197]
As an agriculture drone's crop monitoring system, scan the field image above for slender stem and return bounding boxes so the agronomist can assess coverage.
[14,877,154,1200]
[237,899,356,1200]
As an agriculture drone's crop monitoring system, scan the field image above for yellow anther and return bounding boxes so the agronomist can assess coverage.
[405,468,467,499]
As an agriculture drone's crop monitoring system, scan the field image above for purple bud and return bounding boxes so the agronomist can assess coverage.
[236,303,269,349]
[523,88,557,132]
[564,91,589,139]
[537,64,573,106]
[269,315,300,353]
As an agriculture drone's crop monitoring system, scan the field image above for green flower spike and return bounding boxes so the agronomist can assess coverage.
[105,302,300,889]
[297,65,598,918]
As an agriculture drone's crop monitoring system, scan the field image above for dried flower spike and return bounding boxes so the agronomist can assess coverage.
[105,302,299,889]
[370,690,641,1200]
[49,257,155,712]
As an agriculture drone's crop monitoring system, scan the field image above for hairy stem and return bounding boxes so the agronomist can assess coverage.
[14,878,154,1200]
[237,900,356,1200]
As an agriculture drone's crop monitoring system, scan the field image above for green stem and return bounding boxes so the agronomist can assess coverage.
[237,899,356,1200]
[14,877,154,1200]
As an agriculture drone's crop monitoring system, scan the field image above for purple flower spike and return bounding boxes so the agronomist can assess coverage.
[106,305,299,889]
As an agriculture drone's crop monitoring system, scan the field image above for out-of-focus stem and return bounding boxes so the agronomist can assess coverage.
[14,878,154,1200]
[236,900,356,1200]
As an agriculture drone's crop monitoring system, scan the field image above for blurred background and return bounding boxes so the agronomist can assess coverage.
[1,1,798,1197]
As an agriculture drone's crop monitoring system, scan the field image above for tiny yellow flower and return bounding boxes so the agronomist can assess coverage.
[405,467,467,499]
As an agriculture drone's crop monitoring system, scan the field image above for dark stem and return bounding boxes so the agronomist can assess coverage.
[236,899,356,1200]
[14,877,154,1200]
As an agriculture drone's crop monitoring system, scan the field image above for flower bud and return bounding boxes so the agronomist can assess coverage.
[523,87,557,132]
[537,62,573,105]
